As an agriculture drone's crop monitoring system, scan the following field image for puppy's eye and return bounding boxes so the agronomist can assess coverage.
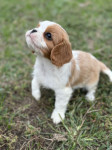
[45,32,52,40]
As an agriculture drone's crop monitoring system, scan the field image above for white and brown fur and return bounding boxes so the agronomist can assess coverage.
[25,21,112,124]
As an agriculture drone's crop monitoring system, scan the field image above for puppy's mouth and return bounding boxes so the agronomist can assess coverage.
[28,35,40,54]
[29,35,38,48]
[26,32,46,55]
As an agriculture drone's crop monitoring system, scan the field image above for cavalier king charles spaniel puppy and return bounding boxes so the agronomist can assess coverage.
[25,21,112,124]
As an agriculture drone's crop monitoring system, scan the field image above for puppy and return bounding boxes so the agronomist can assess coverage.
[25,21,112,124]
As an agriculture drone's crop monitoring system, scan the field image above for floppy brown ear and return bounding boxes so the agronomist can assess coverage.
[50,39,72,67]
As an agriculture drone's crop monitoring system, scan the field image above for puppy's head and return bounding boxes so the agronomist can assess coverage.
[25,21,72,66]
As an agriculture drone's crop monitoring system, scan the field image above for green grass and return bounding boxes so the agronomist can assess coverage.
[0,0,112,149]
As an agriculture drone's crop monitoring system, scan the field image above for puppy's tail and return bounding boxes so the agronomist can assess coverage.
[99,61,112,82]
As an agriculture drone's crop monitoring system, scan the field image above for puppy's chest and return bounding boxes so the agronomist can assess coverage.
[34,59,70,89]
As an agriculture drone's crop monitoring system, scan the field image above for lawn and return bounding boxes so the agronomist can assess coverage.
[0,0,112,149]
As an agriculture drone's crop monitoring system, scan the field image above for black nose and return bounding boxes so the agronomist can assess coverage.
[31,29,37,33]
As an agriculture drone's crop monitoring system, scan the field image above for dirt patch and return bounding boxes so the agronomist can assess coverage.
[1,88,59,150]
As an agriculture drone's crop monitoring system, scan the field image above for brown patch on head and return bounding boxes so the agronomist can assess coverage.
[43,24,72,66]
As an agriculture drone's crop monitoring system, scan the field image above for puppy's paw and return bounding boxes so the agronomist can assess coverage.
[51,109,65,124]
[86,93,95,102]
[32,90,40,101]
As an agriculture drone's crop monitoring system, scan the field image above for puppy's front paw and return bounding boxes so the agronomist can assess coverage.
[32,90,40,101]
[51,109,65,124]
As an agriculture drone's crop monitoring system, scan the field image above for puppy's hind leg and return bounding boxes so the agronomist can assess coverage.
[85,83,98,102]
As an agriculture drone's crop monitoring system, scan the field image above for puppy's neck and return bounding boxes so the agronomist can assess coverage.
[36,54,72,70]
[36,55,53,66]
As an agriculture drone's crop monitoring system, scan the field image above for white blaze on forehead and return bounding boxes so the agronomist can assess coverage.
[37,20,66,33]
[37,21,56,32]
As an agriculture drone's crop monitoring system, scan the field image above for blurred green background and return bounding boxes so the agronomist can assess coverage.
[0,0,112,149]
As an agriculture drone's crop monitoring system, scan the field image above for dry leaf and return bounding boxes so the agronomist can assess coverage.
[53,133,67,142]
